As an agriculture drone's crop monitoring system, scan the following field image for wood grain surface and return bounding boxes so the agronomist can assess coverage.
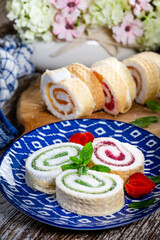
[0,1,160,239]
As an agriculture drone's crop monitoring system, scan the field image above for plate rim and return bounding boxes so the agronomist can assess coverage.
[1,183,159,231]
[0,118,160,230]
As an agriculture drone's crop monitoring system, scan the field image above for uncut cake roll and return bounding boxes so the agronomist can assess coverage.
[41,68,94,120]
[90,137,144,184]
[91,58,136,115]
[67,62,105,111]
[56,169,124,216]
[123,55,159,104]
[25,142,83,194]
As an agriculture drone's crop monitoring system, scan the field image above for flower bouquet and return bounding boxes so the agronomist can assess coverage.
[6,0,160,70]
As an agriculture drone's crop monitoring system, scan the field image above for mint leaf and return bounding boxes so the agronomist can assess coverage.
[147,116,159,123]
[80,142,93,165]
[146,100,160,112]
[78,166,89,176]
[129,116,159,128]
[90,165,111,173]
[148,175,160,184]
[130,118,150,128]
[61,163,77,171]
[69,156,82,165]
[129,198,155,209]
[65,142,93,176]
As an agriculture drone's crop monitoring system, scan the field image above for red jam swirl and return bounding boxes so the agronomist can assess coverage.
[93,141,135,167]
[103,82,115,111]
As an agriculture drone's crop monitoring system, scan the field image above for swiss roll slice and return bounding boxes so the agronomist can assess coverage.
[91,58,136,115]
[93,57,136,103]
[91,137,144,184]
[41,67,94,120]
[123,55,159,104]
[56,169,124,216]
[67,62,105,111]
[132,51,160,97]
[25,142,83,194]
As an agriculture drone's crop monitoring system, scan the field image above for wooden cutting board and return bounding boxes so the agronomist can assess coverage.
[17,82,160,137]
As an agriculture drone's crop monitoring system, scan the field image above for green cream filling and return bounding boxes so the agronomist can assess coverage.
[62,172,117,194]
[31,145,81,171]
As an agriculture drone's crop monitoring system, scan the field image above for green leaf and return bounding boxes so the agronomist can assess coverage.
[147,116,159,123]
[129,198,155,209]
[146,100,160,112]
[90,165,111,173]
[129,116,159,128]
[80,142,93,165]
[69,156,82,165]
[61,163,77,171]
[148,175,160,184]
[78,166,89,176]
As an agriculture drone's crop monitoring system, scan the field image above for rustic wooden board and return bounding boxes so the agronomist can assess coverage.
[17,82,160,137]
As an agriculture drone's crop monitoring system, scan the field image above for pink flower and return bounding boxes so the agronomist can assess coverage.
[49,0,87,12]
[49,0,88,20]
[53,13,85,41]
[61,7,80,20]
[129,0,151,17]
[112,13,143,45]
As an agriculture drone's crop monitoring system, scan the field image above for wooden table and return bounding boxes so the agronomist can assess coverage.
[0,2,160,239]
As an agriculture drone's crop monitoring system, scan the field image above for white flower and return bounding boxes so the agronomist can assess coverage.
[153,0,160,11]
[137,11,160,50]
[23,30,35,42]
[83,0,129,28]
[7,0,56,42]
[42,31,53,42]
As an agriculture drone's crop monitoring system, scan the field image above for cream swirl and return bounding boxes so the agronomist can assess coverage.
[93,139,135,167]
[61,171,116,194]
[25,143,83,194]
[91,137,145,184]
[56,169,124,216]
[41,68,94,120]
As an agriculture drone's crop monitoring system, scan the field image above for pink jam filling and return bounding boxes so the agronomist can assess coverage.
[94,141,135,167]
[105,150,125,160]
[103,82,115,111]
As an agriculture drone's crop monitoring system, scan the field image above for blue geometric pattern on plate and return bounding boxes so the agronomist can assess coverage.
[0,119,160,230]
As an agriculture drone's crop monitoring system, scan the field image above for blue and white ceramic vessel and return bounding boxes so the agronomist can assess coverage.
[0,119,160,230]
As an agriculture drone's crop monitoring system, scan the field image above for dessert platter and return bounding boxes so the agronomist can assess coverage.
[0,119,160,230]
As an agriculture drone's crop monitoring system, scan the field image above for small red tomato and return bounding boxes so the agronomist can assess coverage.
[69,132,95,146]
[125,172,155,198]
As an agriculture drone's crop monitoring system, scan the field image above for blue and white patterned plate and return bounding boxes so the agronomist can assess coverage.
[0,119,160,230]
